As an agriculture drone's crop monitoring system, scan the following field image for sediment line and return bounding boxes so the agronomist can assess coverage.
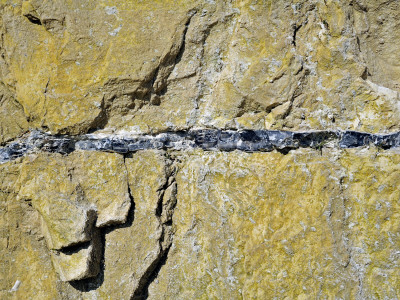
[1,129,400,163]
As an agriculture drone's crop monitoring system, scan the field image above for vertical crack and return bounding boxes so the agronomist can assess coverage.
[292,23,302,47]
[131,151,178,300]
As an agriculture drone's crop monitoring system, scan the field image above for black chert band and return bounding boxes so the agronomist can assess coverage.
[1,129,399,163]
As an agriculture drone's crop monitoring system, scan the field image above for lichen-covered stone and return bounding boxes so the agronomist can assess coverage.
[0,84,28,145]
[1,0,400,299]
[0,161,60,300]
[1,1,400,135]
[50,229,101,282]
[17,156,96,250]
[68,151,131,227]
[148,148,400,299]
[16,151,130,281]
[1,146,400,298]
[57,150,176,299]
[147,149,349,299]
[0,0,198,134]
[92,151,170,299]
[340,149,400,299]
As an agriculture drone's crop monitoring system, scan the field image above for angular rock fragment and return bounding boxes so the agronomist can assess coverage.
[69,151,131,227]
[87,150,177,299]
[16,151,131,281]
[50,229,102,282]
[18,156,96,250]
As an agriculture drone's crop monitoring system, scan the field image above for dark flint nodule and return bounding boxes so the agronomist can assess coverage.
[192,129,219,149]
[340,131,373,148]
[2,129,400,163]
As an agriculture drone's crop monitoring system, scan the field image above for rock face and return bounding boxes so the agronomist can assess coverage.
[148,149,400,299]
[1,0,400,299]
[16,151,130,282]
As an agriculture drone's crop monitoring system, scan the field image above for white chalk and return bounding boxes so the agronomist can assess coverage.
[10,280,21,292]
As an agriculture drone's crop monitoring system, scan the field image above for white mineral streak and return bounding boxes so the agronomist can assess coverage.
[10,280,21,292]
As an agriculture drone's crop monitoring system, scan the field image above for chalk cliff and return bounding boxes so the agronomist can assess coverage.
[1,1,399,299]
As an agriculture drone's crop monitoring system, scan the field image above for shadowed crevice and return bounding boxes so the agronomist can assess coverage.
[57,241,91,255]
[292,23,302,47]
[131,245,171,300]
[68,183,135,292]
[131,152,177,299]
[24,14,42,25]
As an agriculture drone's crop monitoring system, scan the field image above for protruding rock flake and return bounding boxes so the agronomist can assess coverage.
[1,1,400,299]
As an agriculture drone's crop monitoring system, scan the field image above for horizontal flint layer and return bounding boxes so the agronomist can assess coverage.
[1,130,400,163]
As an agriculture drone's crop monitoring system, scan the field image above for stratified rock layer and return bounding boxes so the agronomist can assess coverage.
[2,129,400,164]
[1,0,400,299]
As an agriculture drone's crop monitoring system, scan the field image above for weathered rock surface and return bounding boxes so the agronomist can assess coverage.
[2,147,399,299]
[0,161,60,300]
[93,151,176,300]
[1,0,400,137]
[1,0,400,299]
[16,151,130,282]
[0,83,28,145]
[148,148,400,299]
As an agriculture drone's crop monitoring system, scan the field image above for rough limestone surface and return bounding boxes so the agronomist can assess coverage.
[16,151,130,282]
[146,148,400,299]
[1,0,400,299]
[1,0,400,138]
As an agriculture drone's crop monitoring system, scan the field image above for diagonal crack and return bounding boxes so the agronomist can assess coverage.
[131,246,171,300]
[149,10,197,104]
[87,10,197,132]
